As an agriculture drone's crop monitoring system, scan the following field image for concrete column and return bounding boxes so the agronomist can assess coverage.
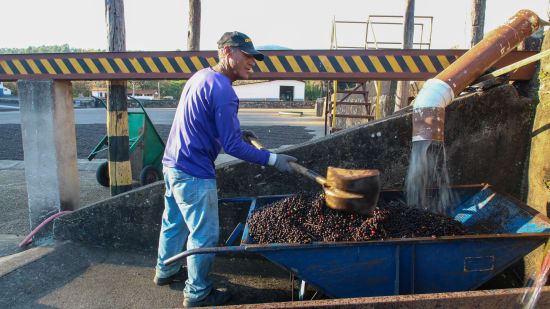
[17,79,80,241]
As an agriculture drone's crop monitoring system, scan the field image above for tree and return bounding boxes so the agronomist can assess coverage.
[470,0,486,47]
[126,80,186,100]
[72,81,95,97]
[305,81,326,101]
[188,0,201,51]
[160,80,186,99]
[396,0,415,110]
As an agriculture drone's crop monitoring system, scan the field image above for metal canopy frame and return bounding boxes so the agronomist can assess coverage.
[330,15,433,50]
[365,15,434,50]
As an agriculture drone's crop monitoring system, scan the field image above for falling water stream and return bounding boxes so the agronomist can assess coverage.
[406,141,549,308]
[405,140,457,216]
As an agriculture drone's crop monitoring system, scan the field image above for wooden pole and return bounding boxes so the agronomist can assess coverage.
[470,0,486,47]
[402,0,415,50]
[396,0,414,110]
[188,0,201,51]
[105,0,132,195]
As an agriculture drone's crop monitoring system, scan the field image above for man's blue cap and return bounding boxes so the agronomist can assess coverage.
[217,31,264,61]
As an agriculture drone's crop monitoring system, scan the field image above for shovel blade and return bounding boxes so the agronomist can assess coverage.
[325,167,381,216]
[325,189,379,216]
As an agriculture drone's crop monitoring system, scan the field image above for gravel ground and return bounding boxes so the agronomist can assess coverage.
[0,124,314,160]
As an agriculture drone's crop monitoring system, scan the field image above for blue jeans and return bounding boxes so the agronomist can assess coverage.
[156,167,219,301]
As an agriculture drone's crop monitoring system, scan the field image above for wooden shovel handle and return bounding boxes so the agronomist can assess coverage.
[248,136,327,186]
[249,138,264,150]
[288,162,327,186]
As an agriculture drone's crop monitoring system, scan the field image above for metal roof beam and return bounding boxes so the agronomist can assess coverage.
[0,49,536,81]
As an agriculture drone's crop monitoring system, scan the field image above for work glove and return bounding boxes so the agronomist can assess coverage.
[241,130,258,145]
[271,154,297,173]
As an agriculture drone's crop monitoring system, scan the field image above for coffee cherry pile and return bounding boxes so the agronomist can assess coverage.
[248,192,470,244]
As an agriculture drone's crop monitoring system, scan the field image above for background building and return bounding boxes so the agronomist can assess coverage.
[233,80,305,101]
[91,88,159,100]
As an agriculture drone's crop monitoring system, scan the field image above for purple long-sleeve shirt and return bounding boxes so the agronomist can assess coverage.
[162,67,270,179]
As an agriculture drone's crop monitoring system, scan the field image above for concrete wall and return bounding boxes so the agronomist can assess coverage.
[53,183,254,251]
[238,100,314,109]
[74,97,312,109]
[54,84,535,252]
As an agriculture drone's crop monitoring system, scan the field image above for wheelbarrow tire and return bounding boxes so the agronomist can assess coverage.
[140,165,160,186]
[96,161,110,187]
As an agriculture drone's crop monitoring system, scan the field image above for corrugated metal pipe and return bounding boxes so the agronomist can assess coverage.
[412,9,546,142]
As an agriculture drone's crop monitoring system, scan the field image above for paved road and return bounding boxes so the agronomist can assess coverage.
[0,103,19,112]
[0,107,325,139]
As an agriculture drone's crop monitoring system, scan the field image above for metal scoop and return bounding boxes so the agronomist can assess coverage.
[248,137,381,216]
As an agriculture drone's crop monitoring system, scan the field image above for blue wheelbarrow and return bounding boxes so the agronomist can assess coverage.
[165,184,550,299]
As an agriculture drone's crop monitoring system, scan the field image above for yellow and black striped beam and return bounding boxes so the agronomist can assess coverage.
[0,50,537,81]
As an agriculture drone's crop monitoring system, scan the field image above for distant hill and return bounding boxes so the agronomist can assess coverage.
[256,45,291,50]
[0,44,104,54]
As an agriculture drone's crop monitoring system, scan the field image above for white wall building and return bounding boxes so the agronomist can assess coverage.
[233,80,305,101]
[91,88,107,99]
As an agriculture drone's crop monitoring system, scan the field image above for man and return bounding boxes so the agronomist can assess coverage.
[153,31,297,307]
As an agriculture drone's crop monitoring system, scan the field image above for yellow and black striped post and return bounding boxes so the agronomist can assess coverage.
[106,80,132,195]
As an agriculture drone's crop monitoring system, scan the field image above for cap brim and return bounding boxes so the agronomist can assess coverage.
[241,47,264,61]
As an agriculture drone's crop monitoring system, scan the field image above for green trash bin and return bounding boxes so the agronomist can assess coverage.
[88,96,165,187]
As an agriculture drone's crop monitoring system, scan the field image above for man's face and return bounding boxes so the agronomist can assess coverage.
[229,48,256,80]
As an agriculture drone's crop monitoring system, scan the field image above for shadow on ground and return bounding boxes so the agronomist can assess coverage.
[0,241,293,308]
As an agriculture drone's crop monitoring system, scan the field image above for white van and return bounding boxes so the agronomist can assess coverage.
[0,82,12,96]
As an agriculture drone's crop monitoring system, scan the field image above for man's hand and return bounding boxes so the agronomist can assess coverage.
[273,154,297,173]
[241,130,258,144]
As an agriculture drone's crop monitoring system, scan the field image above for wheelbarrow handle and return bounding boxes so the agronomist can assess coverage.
[165,246,246,265]
[165,242,323,266]
[248,137,327,186]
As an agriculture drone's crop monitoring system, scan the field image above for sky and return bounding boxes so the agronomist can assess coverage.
[1,0,549,52]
